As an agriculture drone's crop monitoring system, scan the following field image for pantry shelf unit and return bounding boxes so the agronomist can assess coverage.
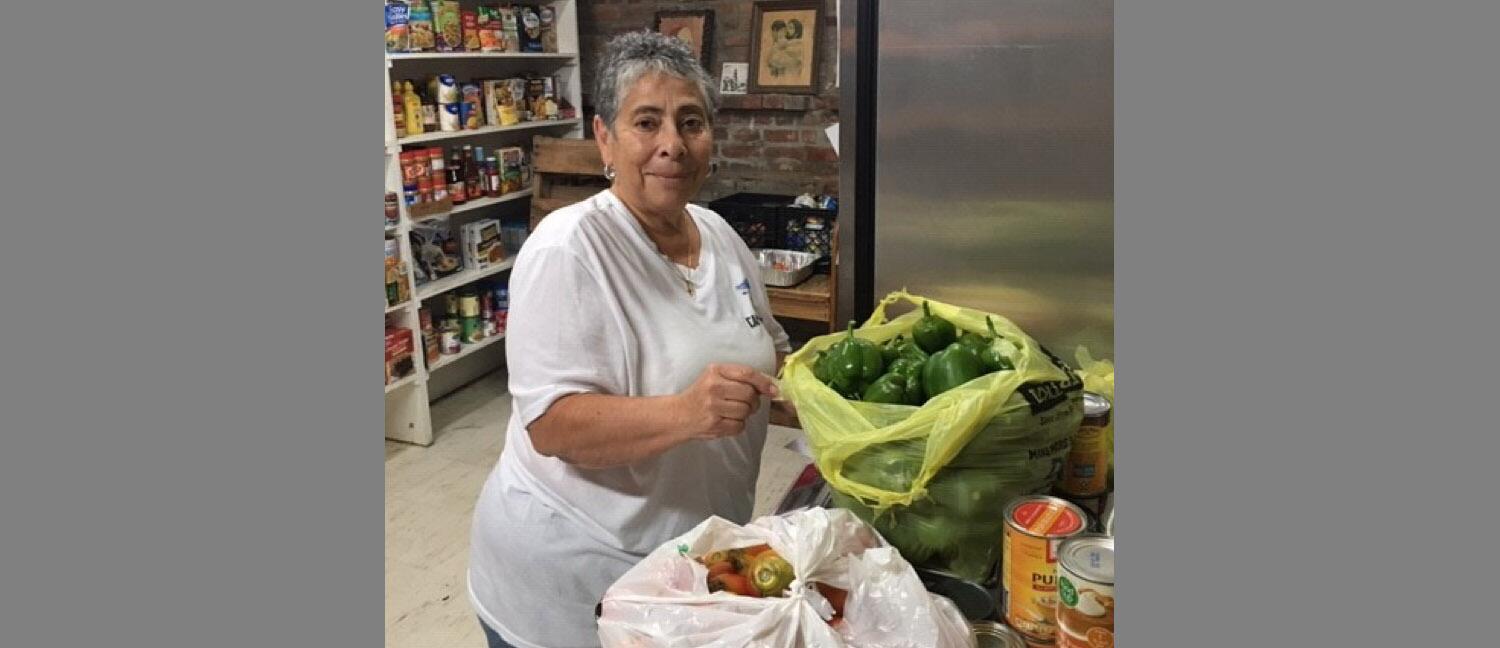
[449,187,533,217]
[394,118,581,146]
[385,0,583,447]
[410,188,534,225]
[385,372,422,394]
[387,51,577,62]
[416,257,516,301]
[386,299,412,314]
[427,333,506,373]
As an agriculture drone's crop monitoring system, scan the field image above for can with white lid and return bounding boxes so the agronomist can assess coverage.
[1056,535,1114,648]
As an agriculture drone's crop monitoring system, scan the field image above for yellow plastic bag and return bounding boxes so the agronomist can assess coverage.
[783,291,1086,580]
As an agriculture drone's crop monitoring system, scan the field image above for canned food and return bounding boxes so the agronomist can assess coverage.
[418,307,433,334]
[1060,392,1112,497]
[385,192,400,226]
[458,291,480,318]
[976,621,1029,647]
[440,329,461,354]
[1003,495,1088,645]
[1057,536,1114,648]
[972,621,1028,648]
[461,315,482,343]
[400,151,420,186]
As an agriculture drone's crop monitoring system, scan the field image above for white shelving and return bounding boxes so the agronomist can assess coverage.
[387,52,576,61]
[384,0,583,446]
[417,258,516,301]
[409,188,534,224]
[384,372,421,394]
[449,188,533,217]
[395,118,581,146]
[427,333,507,373]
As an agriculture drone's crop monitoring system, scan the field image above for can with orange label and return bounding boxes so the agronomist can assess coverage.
[1059,392,1112,497]
[1002,495,1088,644]
[1057,535,1114,648]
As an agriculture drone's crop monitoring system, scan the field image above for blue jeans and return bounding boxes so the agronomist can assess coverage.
[479,617,520,648]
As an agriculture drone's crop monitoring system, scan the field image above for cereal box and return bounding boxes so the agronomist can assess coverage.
[462,10,480,51]
[385,1,410,53]
[407,3,435,51]
[435,1,461,52]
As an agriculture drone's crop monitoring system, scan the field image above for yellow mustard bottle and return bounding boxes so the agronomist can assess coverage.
[402,81,424,137]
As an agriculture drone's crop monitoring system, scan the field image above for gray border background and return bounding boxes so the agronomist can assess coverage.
[0,1,379,646]
[0,1,1496,646]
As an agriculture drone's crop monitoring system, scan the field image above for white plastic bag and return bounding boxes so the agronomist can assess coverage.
[598,508,975,648]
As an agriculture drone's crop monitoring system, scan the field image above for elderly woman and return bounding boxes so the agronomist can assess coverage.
[467,32,795,648]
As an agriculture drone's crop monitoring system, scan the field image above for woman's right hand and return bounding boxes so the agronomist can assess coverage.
[674,364,781,441]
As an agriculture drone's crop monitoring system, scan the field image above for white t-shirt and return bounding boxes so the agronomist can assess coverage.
[468,190,791,648]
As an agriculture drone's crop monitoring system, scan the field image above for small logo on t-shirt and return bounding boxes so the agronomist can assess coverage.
[744,314,763,329]
[735,278,751,296]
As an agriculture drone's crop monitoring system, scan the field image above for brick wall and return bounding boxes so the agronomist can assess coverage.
[579,0,840,201]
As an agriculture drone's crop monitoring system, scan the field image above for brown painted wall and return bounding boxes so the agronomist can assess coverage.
[579,0,840,201]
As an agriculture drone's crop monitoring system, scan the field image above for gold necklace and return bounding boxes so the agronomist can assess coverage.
[663,209,698,297]
[673,262,696,297]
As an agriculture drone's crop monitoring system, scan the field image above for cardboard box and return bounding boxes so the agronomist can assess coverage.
[385,327,415,384]
[461,218,505,271]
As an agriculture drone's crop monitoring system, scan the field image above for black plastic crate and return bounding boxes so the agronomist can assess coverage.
[708,193,837,261]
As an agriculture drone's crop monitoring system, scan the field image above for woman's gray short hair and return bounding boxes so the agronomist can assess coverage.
[594,31,719,132]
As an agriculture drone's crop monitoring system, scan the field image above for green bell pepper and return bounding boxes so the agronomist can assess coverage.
[812,350,832,383]
[862,373,909,404]
[979,316,1015,373]
[912,301,957,354]
[886,357,925,381]
[827,322,885,399]
[923,343,983,398]
[957,329,990,353]
[903,373,926,406]
[881,335,909,366]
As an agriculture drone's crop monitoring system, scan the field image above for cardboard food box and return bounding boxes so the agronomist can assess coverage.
[460,218,505,271]
[385,327,415,385]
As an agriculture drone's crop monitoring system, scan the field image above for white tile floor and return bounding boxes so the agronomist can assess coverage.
[385,371,809,648]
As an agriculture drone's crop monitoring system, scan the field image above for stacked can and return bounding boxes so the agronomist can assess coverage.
[458,288,483,343]
[440,316,461,354]
[480,291,498,338]
[399,147,450,206]
[1061,393,1113,499]
[491,284,509,335]
[418,307,439,366]
[1055,536,1114,648]
[1001,495,1089,646]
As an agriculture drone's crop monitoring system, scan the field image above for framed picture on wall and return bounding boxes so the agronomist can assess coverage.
[721,62,749,95]
[654,10,715,70]
[749,0,822,94]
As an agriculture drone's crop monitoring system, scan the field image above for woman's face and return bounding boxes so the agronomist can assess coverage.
[596,72,714,219]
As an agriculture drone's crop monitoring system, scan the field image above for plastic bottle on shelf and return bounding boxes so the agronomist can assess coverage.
[402,81,425,137]
[392,81,405,135]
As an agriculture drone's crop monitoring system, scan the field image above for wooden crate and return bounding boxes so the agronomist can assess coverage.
[530,136,609,230]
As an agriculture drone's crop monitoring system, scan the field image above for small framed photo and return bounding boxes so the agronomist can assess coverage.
[654,9,715,70]
[749,0,822,94]
[721,62,749,95]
